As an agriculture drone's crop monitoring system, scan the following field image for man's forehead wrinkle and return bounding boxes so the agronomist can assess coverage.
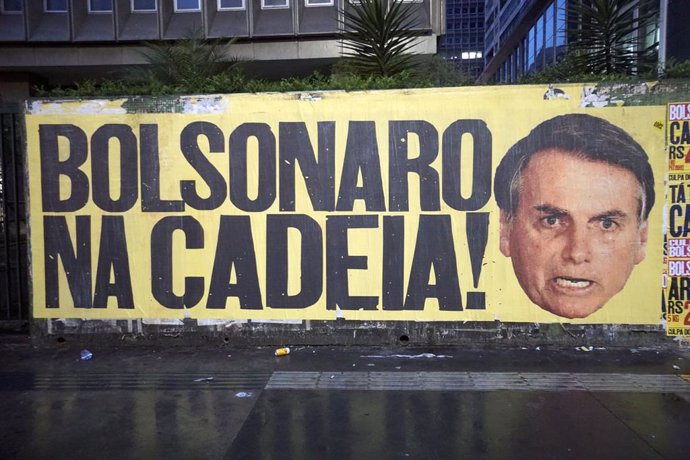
[532,203,631,220]
[520,153,645,218]
[533,203,568,214]
[595,209,628,219]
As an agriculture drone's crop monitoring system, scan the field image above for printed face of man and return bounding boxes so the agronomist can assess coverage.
[499,149,649,318]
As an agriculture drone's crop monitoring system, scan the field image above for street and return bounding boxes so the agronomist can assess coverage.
[1,338,690,459]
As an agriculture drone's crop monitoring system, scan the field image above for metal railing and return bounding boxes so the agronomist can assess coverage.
[0,103,28,322]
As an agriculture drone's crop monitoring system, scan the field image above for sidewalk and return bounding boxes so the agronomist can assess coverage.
[1,336,690,459]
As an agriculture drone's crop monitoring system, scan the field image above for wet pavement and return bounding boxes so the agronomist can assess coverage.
[1,337,690,459]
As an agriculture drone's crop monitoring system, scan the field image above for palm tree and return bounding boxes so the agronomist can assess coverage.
[136,28,239,87]
[338,0,421,77]
[566,0,659,75]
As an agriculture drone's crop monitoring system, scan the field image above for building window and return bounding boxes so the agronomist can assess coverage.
[45,0,67,12]
[175,0,200,11]
[535,13,544,71]
[545,2,555,65]
[527,24,536,71]
[305,0,333,6]
[261,0,288,9]
[461,51,482,60]
[1,0,22,13]
[521,36,528,73]
[218,0,245,9]
[89,0,112,12]
[132,0,156,11]
[556,0,566,47]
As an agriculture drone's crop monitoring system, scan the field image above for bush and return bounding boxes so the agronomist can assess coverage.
[518,55,655,84]
[411,55,474,87]
[664,59,690,79]
[35,57,477,97]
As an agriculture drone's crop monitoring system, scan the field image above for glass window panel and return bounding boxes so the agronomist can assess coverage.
[528,25,535,70]
[305,0,332,5]
[2,0,22,12]
[545,3,554,64]
[219,0,245,8]
[535,14,544,71]
[45,0,67,12]
[133,0,156,11]
[262,0,288,7]
[175,0,200,10]
[545,3,554,47]
[556,0,566,47]
[90,0,112,12]
[522,36,528,72]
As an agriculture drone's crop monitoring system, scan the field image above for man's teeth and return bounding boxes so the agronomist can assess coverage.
[555,277,591,288]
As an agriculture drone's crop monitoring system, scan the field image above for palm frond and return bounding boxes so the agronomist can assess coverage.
[566,0,659,75]
[134,27,239,86]
[338,0,421,77]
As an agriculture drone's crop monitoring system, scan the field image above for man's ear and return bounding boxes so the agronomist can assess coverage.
[633,220,649,265]
[499,210,512,257]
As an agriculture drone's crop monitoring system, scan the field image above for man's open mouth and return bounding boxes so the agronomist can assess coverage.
[554,277,592,289]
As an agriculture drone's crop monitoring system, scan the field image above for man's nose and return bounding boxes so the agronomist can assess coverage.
[561,225,592,264]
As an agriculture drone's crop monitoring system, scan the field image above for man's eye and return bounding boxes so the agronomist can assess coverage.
[600,218,617,230]
[542,216,560,227]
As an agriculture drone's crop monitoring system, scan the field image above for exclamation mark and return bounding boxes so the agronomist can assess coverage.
[466,212,489,309]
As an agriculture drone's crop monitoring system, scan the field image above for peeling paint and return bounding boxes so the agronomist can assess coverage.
[47,318,123,334]
[543,84,570,100]
[673,336,690,346]
[196,319,238,327]
[299,93,322,102]
[142,318,185,326]
[120,96,182,114]
[54,318,85,327]
[180,95,228,114]
[250,319,303,325]
[28,99,127,115]
[577,80,690,107]
[125,319,144,335]
[580,85,625,107]
[223,320,249,328]
[662,202,669,236]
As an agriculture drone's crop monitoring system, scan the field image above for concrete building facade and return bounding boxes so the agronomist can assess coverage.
[0,0,445,102]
